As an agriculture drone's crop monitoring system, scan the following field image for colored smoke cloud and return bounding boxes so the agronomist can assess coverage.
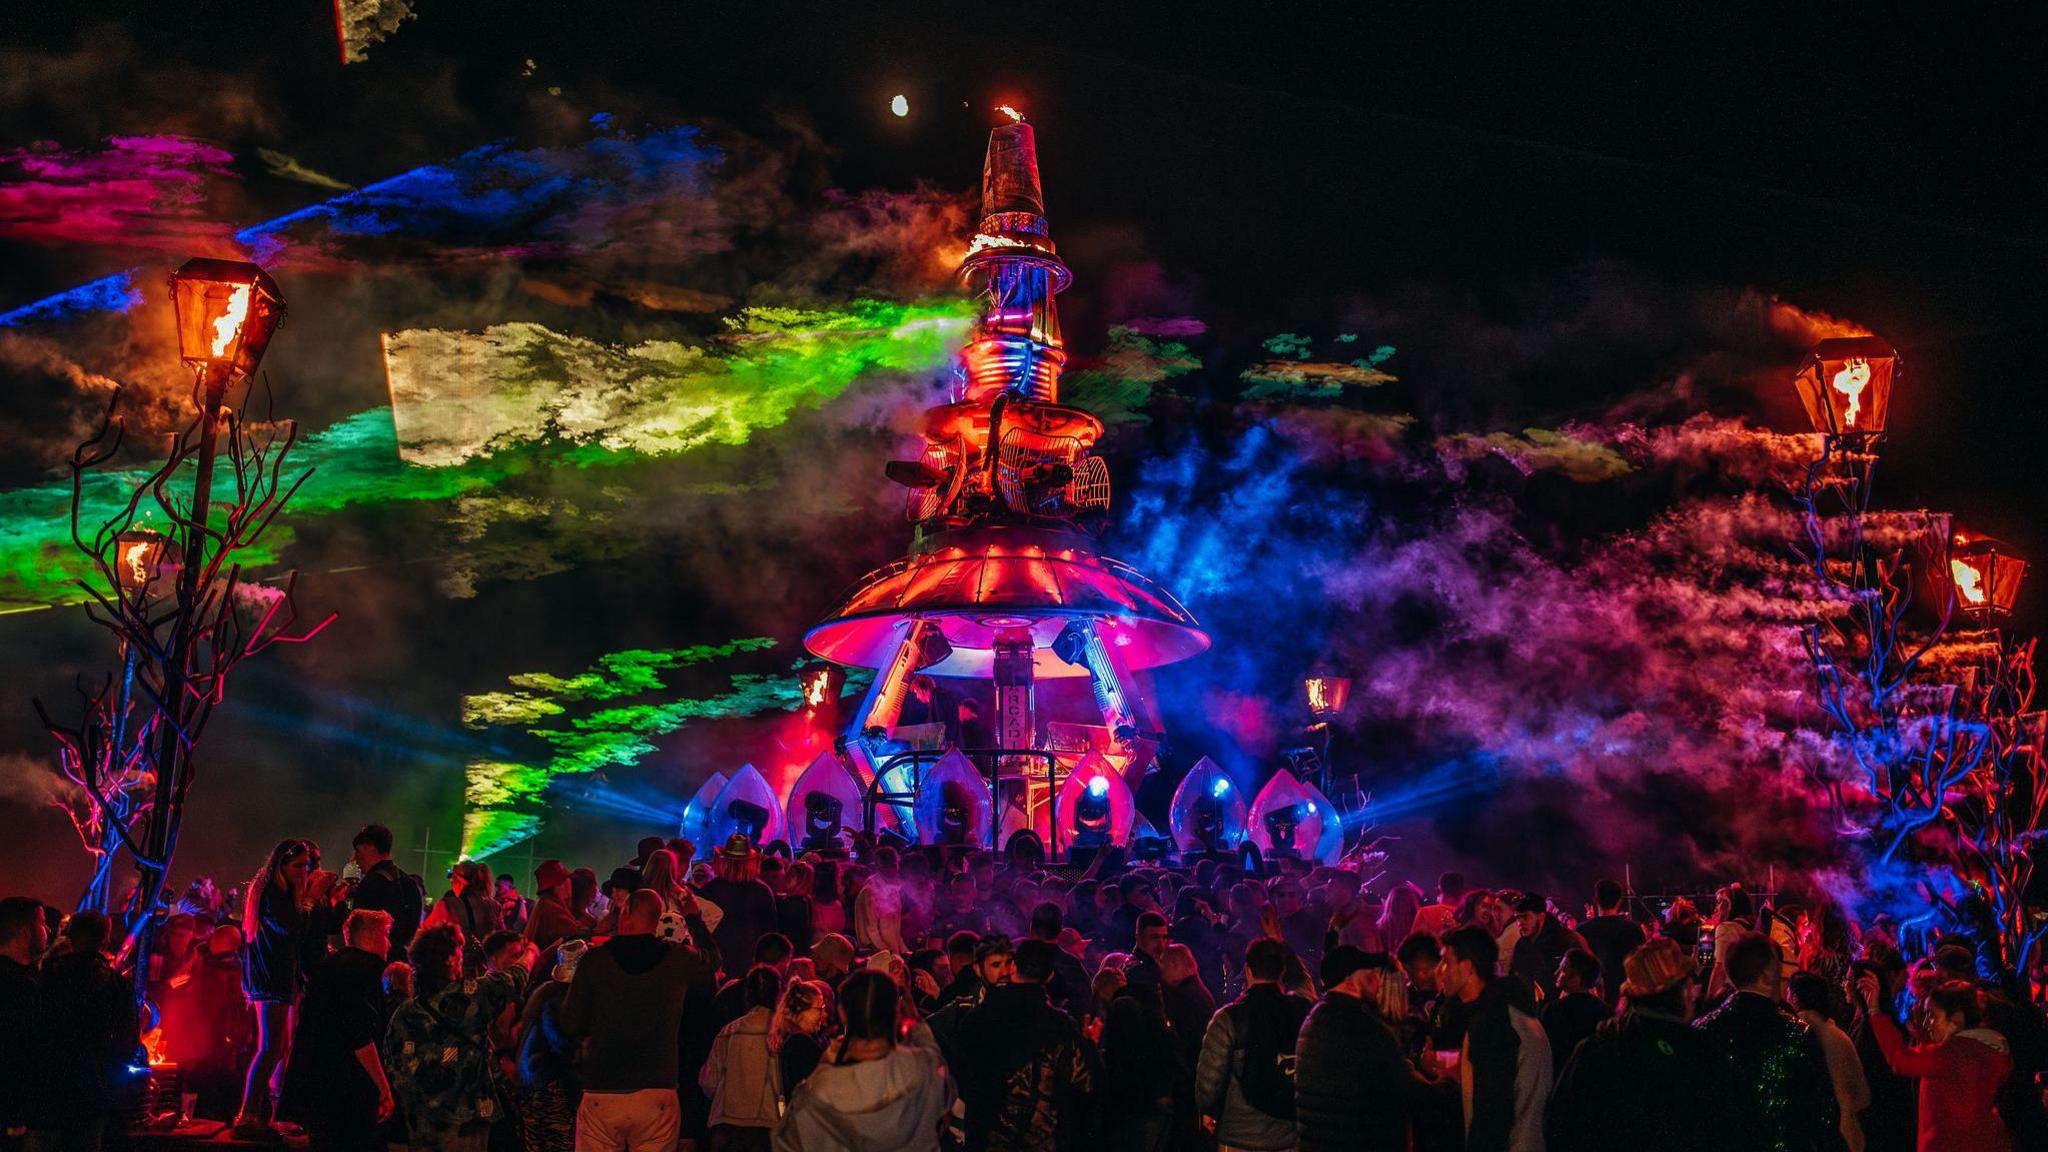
[0,135,238,252]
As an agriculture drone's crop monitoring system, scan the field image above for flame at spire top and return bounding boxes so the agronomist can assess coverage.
[996,104,1024,123]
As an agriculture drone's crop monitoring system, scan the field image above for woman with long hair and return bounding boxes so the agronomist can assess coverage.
[234,838,314,1138]
[641,846,723,947]
[774,971,954,1151]
[1378,881,1425,951]
[768,979,832,1096]
[1157,943,1216,1071]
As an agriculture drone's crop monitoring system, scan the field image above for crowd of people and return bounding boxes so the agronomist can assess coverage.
[1,823,2044,1152]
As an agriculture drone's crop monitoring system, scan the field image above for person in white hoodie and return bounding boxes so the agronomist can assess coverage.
[773,970,953,1152]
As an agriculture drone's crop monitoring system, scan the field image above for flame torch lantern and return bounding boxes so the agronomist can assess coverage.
[1951,532,2027,622]
[169,258,286,386]
[1305,675,1351,719]
[112,530,180,599]
[1791,336,1898,442]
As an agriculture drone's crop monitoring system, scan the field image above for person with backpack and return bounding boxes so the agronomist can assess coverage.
[422,862,500,975]
[1294,946,1452,1152]
[348,824,424,962]
[1196,937,1313,1152]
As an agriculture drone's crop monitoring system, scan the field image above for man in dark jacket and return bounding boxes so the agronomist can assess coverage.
[952,939,1096,1152]
[31,912,138,1152]
[1507,892,1583,999]
[561,889,717,1151]
[1196,937,1314,1152]
[1441,925,1543,1152]
[1549,938,1760,1152]
[1294,945,1450,1152]
[0,897,48,1146]
[1693,931,1839,1152]
[1575,880,1645,1007]
[347,824,422,961]
[930,934,1014,1075]
[1027,903,1093,1020]
[281,910,396,1152]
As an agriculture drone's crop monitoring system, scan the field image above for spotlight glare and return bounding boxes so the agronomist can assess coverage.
[1087,775,1110,798]
[1211,778,1230,798]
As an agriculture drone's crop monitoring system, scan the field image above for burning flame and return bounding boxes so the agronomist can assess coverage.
[211,283,252,359]
[963,232,1034,259]
[996,104,1024,123]
[803,673,830,708]
[123,541,153,588]
[141,1026,171,1067]
[1953,558,1988,605]
[1830,357,1871,426]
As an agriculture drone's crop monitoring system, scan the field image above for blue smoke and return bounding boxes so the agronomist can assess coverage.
[0,271,141,328]
[238,126,718,258]
[1117,422,1365,737]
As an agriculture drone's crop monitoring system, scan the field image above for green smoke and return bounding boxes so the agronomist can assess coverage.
[0,298,972,611]
[455,639,872,858]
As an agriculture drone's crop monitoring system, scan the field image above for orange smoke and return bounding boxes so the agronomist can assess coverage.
[1764,298,1873,345]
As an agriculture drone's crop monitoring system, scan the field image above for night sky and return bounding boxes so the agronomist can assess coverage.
[2,3,2044,902]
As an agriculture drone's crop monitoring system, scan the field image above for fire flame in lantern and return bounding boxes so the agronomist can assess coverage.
[1830,357,1871,426]
[1307,680,1336,713]
[1953,558,1987,605]
[211,283,252,359]
[804,673,830,708]
[123,541,153,588]
[995,104,1024,123]
[141,1026,171,1067]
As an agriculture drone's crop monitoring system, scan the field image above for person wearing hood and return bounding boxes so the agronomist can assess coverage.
[1857,972,2013,1152]
[562,888,720,1152]
[773,970,953,1152]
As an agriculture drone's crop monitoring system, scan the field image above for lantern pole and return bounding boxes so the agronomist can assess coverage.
[127,365,230,951]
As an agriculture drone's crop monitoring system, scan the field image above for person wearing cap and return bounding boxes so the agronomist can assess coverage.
[525,859,594,958]
[700,835,780,981]
[1546,937,1759,1152]
[1294,944,1450,1152]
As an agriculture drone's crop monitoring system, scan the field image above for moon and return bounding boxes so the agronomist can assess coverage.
[890,94,909,118]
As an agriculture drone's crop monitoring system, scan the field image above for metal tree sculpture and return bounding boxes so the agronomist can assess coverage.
[34,259,331,995]
[1791,341,1996,864]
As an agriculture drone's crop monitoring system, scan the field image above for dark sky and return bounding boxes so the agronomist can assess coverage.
[3,2,2047,896]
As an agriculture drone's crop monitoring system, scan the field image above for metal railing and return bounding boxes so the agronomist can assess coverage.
[861,746,1069,857]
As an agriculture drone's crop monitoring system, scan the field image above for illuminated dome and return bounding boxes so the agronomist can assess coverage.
[804,525,1208,678]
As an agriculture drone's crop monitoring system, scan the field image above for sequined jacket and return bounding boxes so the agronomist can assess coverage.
[1694,990,1841,1152]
